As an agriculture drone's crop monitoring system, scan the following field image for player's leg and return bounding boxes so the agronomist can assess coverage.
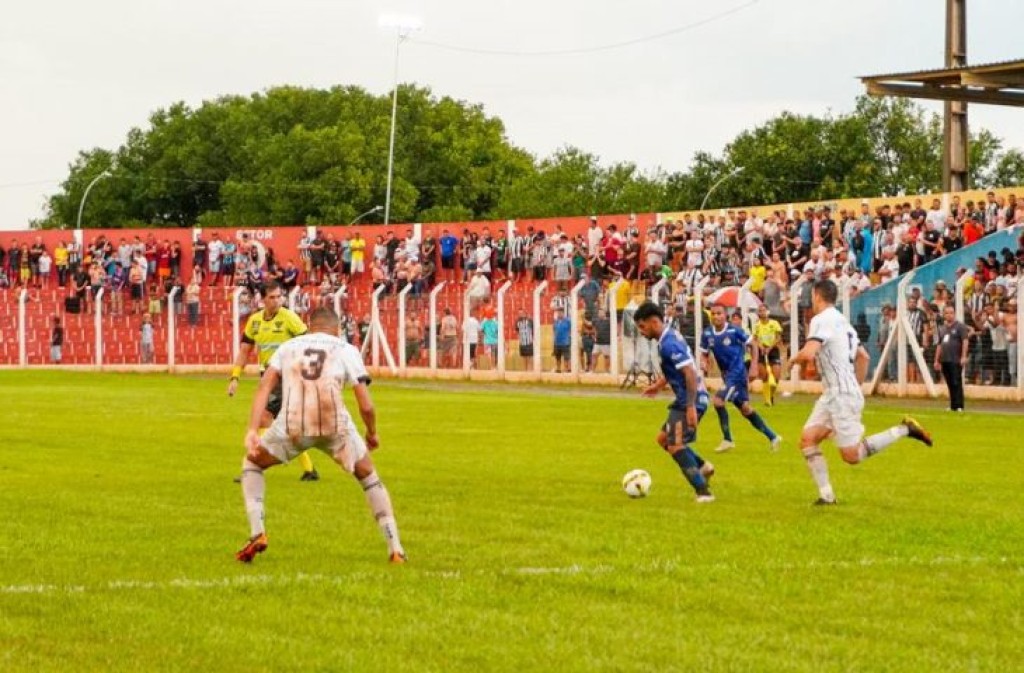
[694,402,714,481]
[659,410,713,502]
[800,419,836,505]
[237,427,288,562]
[736,393,782,451]
[712,389,735,452]
[836,407,932,465]
[340,431,406,563]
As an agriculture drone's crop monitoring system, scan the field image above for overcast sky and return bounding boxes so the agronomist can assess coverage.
[3,0,1024,231]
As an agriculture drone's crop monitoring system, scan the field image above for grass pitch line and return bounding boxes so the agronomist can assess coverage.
[1,556,1016,597]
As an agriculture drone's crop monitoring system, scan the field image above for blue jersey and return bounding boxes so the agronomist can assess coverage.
[700,325,751,382]
[439,235,459,257]
[658,327,697,409]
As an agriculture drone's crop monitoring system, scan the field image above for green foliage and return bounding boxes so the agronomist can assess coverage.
[2,371,1023,672]
[36,88,1024,229]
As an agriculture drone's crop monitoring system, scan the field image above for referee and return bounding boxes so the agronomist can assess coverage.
[934,305,970,412]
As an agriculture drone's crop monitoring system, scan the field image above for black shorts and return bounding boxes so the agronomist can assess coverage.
[510,258,525,272]
[764,347,781,366]
[469,344,478,359]
[265,377,283,417]
[519,344,533,358]
[130,284,143,300]
[441,256,455,269]
[553,344,570,360]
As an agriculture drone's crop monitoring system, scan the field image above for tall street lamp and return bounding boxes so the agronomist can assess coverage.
[76,170,111,229]
[699,166,744,212]
[349,204,384,226]
[379,13,423,226]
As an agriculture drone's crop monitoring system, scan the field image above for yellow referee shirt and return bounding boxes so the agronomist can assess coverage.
[241,307,307,370]
[752,318,783,350]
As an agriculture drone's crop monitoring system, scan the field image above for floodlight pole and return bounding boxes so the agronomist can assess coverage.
[699,167,743,212]
[77,171,110,230]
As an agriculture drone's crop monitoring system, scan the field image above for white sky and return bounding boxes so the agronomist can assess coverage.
[3,0,1024,230]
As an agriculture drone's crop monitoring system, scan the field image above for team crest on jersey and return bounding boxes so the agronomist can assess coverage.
[251,320,261,330]
[723,337,731,346]
[275,320,283,328]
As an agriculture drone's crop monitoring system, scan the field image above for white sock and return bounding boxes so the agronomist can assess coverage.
[861,425,909,459]
[360,471,403,555]
[802,446,835,501]
[241,459,266,537]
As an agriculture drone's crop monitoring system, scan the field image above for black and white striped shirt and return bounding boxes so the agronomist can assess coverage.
[516,317,534,346]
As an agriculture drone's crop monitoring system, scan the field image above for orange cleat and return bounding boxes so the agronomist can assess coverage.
[236,533,268,563]
[388,551,407,565]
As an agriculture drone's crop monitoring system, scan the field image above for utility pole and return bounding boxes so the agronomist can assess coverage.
[944,0,968,192]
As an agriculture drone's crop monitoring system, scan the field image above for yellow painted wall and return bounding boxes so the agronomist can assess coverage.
[661,185,1024,222]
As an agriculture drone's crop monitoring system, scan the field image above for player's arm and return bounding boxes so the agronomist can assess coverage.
[680,362,699,427]
[352,381,378,449]
[854,345,870,383]
[245,367,279,452]
[641,374,668,397]
[787,338,822,370]
[746,338,760,378]
[227,338,255,397]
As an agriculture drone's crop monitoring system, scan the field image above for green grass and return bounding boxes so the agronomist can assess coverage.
[0,371,1021,672]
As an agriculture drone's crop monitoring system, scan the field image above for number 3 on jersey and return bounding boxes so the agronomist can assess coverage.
[301,348,327,380]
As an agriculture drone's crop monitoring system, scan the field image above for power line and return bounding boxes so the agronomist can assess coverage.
[412,1,760,57]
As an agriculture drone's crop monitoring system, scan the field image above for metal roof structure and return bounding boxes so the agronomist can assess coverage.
[861,58,1024,107]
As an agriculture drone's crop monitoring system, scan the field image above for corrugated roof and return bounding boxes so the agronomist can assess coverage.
[861,58,1024,82]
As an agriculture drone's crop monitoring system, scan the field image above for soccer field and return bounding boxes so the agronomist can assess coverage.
[1,372,1021,672]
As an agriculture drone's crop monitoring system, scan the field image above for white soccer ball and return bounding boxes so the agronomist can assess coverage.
[622,469,652,498]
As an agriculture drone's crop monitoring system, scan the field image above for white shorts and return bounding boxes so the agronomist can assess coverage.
[804,395,865,448]
[351,259,364,273]
[260,416,367,473]
[594,345,610,357]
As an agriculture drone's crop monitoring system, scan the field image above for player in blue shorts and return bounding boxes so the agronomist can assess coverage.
[700,304,782,453]
[634,301,715,503]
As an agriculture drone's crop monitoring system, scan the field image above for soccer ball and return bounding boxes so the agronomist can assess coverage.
[622,469,652,498]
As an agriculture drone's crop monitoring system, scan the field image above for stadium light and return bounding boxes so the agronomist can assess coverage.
[349,205,384,225]
[699,166,744,212]
[76,169,111,230]
[379,13,423,226]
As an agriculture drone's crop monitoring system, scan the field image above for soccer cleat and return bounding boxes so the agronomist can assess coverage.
[300,470,320,482]
[901,416,933,447]
[388,551,408,564]
[235,533,268,563]
[714,440,735,453]
[770,436,783,453]
[812,497,838,506]
[232,475,242,484]
[695,492,716,503]
[700,462,715,482]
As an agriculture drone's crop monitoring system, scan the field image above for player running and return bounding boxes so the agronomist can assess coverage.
[787,280,932,505]
[752,305,784,405]
[700,304,782,453]
[235,306,407,563]
[228,280,319,482]
[634,302,715,503]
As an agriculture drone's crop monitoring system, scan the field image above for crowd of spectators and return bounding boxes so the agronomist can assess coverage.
[2,191,1021,379]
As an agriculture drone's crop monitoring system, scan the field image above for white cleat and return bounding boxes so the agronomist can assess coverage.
[770,436,783,453]
[695,493,716,503]
[714,440,735,453]
[700,462,715,481]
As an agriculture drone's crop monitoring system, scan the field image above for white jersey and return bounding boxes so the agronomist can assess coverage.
[807,306,862,398]
[267,332,369,438]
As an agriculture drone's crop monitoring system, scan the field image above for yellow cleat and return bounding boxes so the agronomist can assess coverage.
[902,416,933,447]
